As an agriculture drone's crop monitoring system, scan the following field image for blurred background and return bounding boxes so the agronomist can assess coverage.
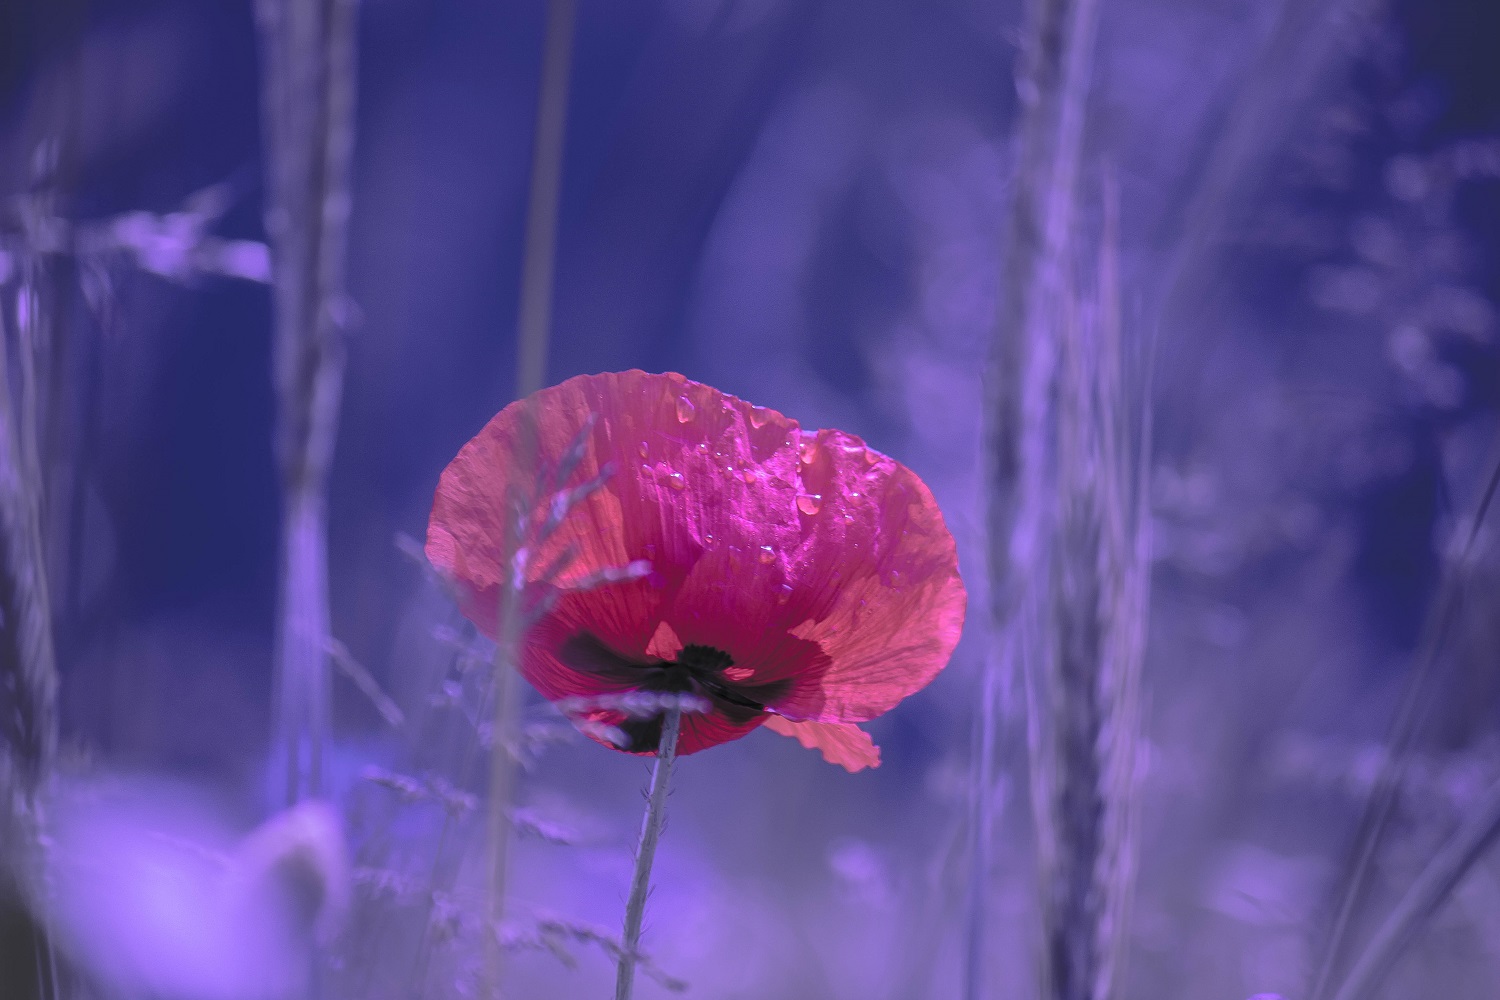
[1,0,1499,997]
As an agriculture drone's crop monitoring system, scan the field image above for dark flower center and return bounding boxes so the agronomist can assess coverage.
[557,632,790,752]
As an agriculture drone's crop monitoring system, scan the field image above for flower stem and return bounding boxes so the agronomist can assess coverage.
[614,706,682,1000]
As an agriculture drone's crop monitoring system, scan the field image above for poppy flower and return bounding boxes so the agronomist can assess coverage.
[426,370,965,771]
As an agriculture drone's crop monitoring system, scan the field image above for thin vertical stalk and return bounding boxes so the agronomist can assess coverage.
[962,637,1003,999]
[482,492,530,997]
[484,0,576,991]
[614,706,683,1000]
[515,0,578,400]
[254,0,360,804]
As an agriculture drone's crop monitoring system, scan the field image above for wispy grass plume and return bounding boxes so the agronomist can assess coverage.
[1029,178,1147,1000]
[977,0,1114,996]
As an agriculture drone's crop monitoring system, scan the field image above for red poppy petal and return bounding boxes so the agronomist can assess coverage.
[428,370,966,757]
[666,423,965,723]
[770,428,966,722]
[763,715,881,772]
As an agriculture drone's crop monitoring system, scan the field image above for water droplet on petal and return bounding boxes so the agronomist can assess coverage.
[797,494,823,515]
[676,396,696,423]
[637,441,649,459]
[704,533,715,546]
[862,448,879,466]
[696,441,710,455]
[757,545,776,564]
[749,406,770,428]
[740,469,757,485]
[799,439,819,464]
[776,583,794,605]
[666,472,686,491]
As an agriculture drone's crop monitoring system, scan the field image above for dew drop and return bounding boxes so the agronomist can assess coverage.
[696,440,710,455]
[637,441,649,459]
[704,533,715,546]
[740,469,757,485]
[862,448,879,466]
[797,494,823,516]
[887,569,903,588]
[749,406,771,428]
[666,472,686,491]
[676,396,696,423]
[757,545,776,564]
[798,439,819,464]
[776,583,794,605]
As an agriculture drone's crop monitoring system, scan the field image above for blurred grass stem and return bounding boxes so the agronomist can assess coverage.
[0,278,58,832]
[1329,774,1500,1000]
[0,249,62,1000]
[254,0,360,804]
[1311,432,1500,1000]
[485,0,577,993]
[614,706,683,1000]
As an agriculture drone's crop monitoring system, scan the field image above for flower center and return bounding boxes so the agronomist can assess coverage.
[556,632,792,752]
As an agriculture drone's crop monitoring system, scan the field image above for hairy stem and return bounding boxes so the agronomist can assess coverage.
[614,706,683,1000]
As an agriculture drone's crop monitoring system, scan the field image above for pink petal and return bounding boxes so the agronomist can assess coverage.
[763,715,881,772]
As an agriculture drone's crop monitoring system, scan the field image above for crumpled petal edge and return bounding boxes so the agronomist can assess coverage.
[763,715,881,772]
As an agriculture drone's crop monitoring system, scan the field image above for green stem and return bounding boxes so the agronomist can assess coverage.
[614,706,683,1000]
